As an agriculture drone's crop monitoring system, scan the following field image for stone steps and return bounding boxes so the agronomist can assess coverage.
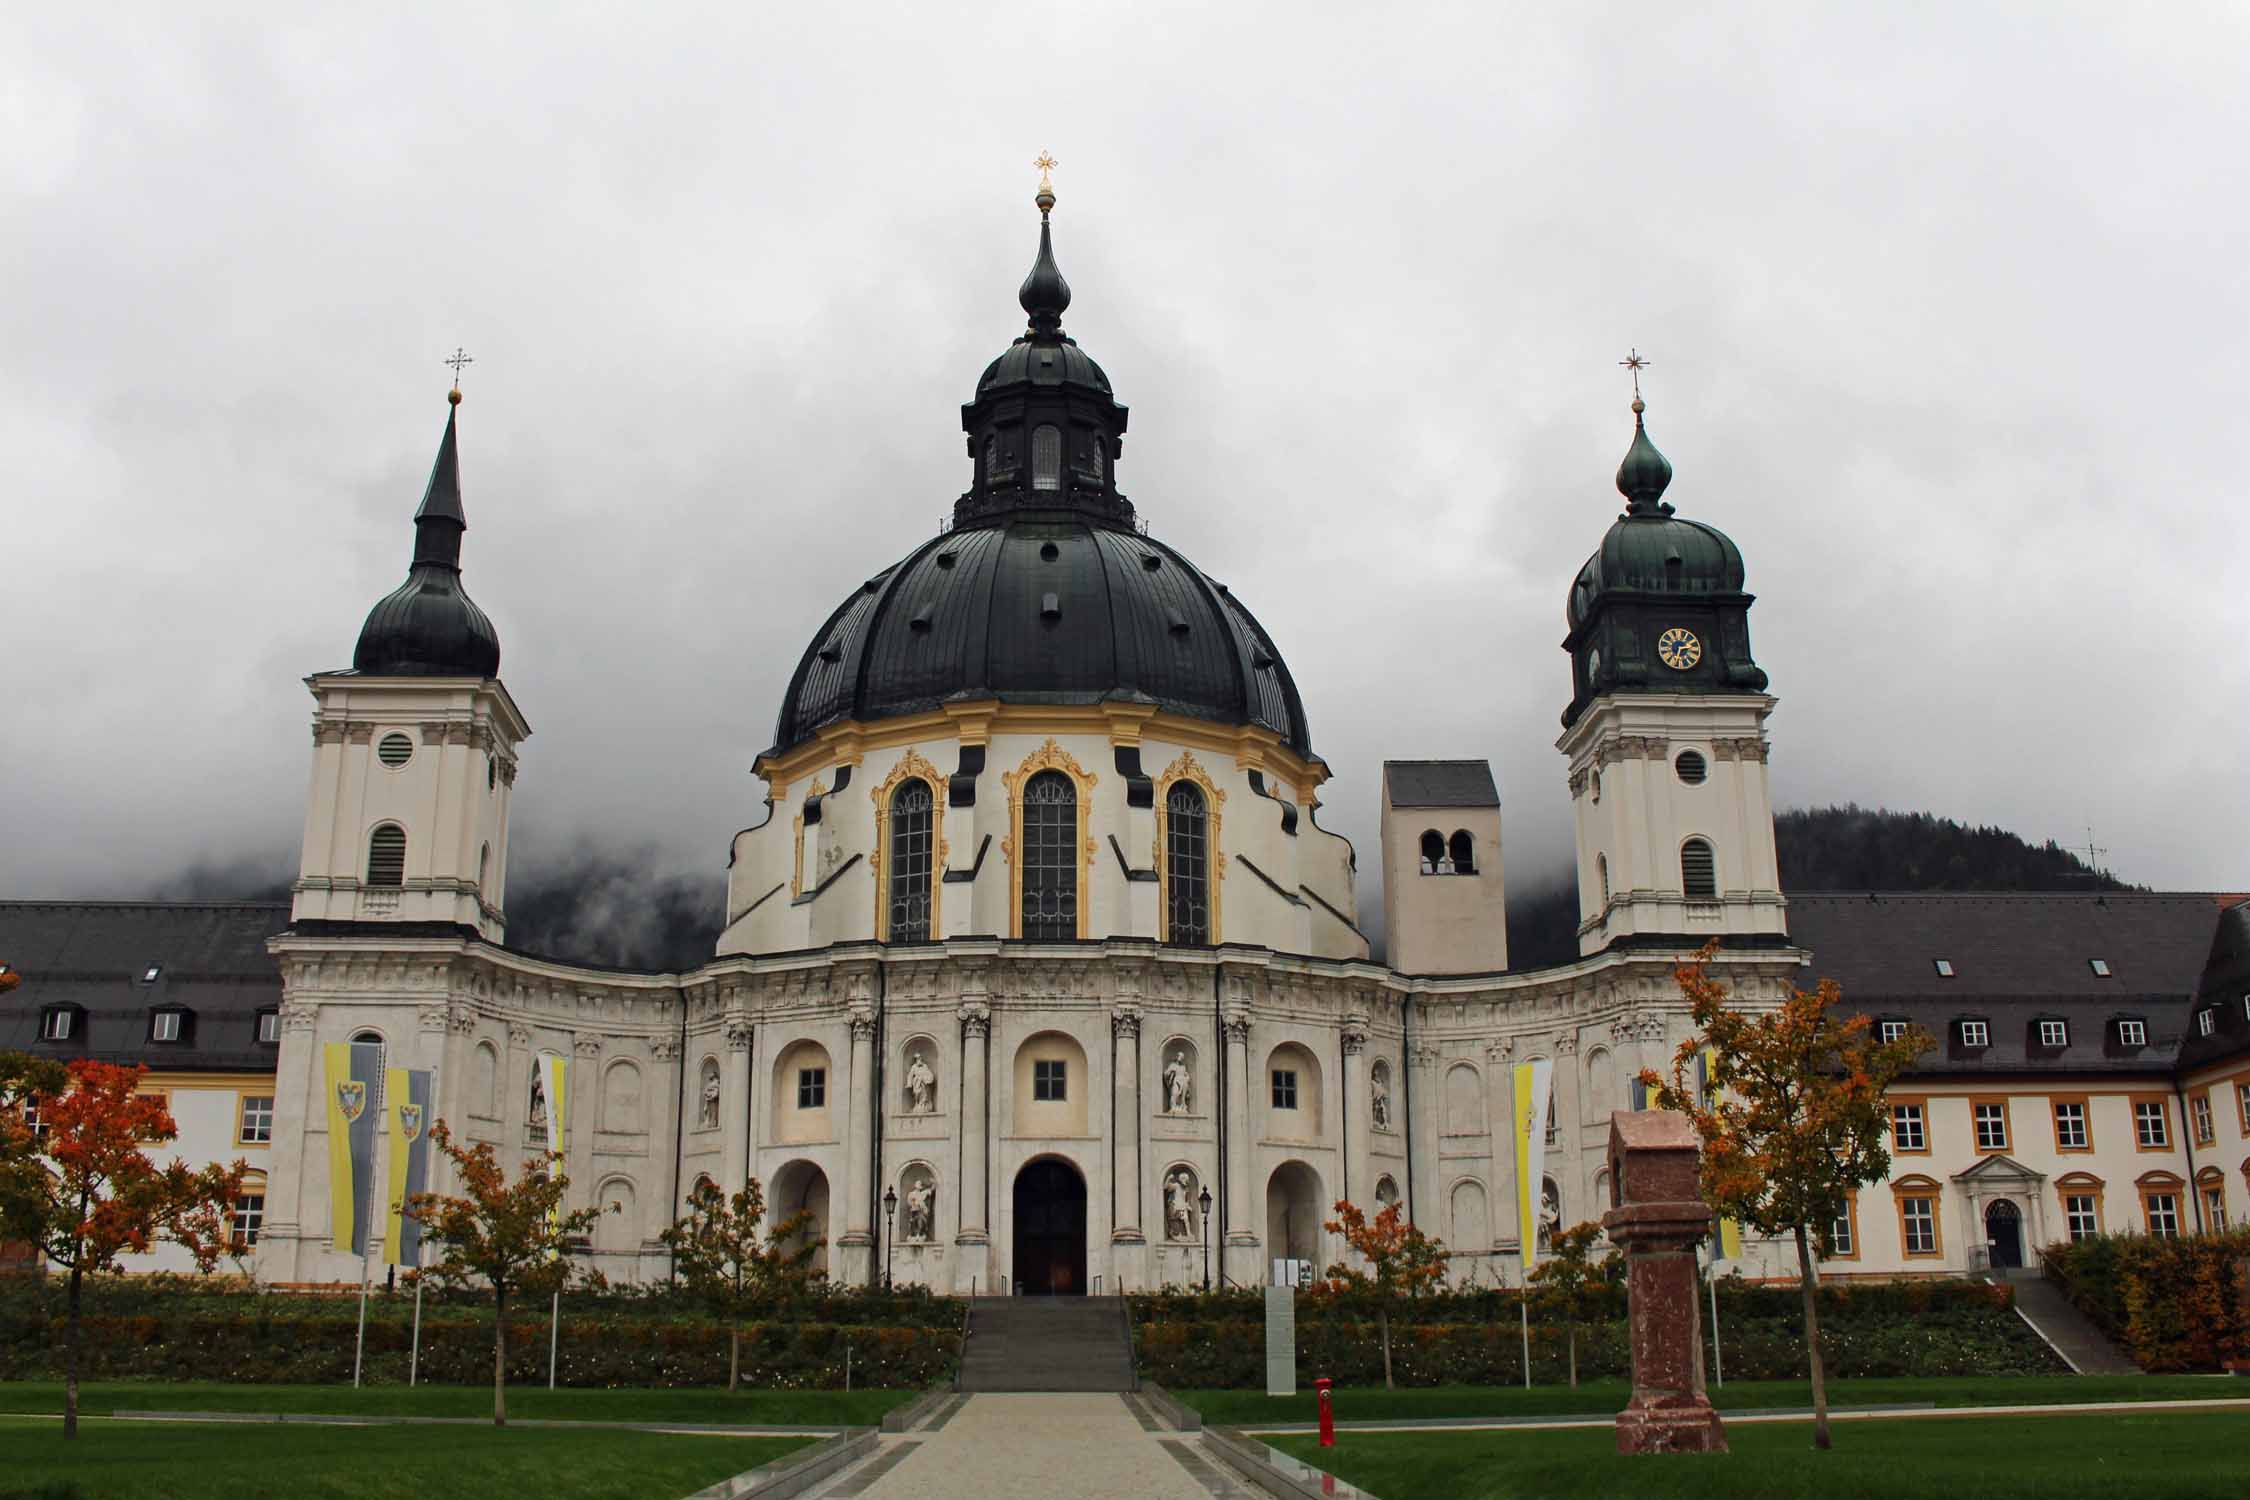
[2003,1270,2142,1376]
[956,1296,1138,1393]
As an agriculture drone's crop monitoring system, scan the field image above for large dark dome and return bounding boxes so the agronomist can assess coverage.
[768,515,1312,759]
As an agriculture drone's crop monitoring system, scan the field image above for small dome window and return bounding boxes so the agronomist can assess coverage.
[1675,750,1707,785]
[1680,837,1717,899]
[377,733,414,768]
[1031,425,1062,491]
[367,824,407,888]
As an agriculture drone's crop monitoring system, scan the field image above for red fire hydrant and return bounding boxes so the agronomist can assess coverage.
[1316,1376,1335,1448]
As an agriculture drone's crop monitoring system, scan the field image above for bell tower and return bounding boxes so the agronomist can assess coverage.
[290,384,528,941]
[1557,375,1783,955]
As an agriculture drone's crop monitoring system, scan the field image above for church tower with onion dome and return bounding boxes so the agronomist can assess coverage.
[1557,375,1784,954]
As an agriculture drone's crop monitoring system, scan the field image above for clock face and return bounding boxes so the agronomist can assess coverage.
[1657,627,1702,671]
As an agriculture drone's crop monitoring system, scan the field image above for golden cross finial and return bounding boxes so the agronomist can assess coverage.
[1619,348,1649,403]
[444,346,474,391]
[1034,152,1058,191]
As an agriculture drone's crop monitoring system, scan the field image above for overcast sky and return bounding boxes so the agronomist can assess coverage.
[6,4,2247,929]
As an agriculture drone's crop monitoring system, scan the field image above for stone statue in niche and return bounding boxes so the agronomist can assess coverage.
[903,1049,936,1114]
[1164,1049,1193,1114]
[903,1177,937,1241]
[1164,1168,1199,1241]
[1370,1070,1392,1130]
[698,1061,721,1130]
[527,1067,548,1129]
[1538,1180,1562,1255]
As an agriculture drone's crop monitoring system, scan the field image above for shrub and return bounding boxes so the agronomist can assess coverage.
[2044,1228,2250,1372]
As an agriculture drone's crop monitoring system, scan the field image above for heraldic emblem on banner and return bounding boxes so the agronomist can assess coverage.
[398,1103,424,1141]
[336,1080,367,1122]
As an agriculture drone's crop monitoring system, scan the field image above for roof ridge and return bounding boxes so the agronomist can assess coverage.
[0,899,292,911]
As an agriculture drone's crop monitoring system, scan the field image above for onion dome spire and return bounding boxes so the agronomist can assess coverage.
[1613,351,1674,516]
[352,383,501,678]
[1018,151,1071,336]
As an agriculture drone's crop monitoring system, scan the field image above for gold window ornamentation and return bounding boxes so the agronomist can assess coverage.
[1002,738,1097,940]
[1153,748,1227,945]
[870,748,948,942]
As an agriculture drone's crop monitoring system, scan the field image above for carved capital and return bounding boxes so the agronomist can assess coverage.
[417,1003,449,1034]
[573,1035,603,1058]
[507,1024,532,1048]
[1554,1033,1580,1057]
[850,1015,877,1044]
[1485,1036,1515,1063]
[1222,1014,1251,1047]
[1410,1043,1442,1068]
[346,724,376,746]
[649,1036,684,1062]
[1568,767,1589,798]
[959,1006,991,1041]
[447,1005,479,1035]
[279,1001,320,1033]
[1111,1007,1141,1041]
[313,722,348,747]
[1341,1025,1369,1057]
[723,1019,755,1053]
[444,722,476,747]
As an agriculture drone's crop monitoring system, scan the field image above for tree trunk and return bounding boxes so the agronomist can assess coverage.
[493,1283,509,1428]
[1795,1224,1829,1450]
[729,1325,741,1393]
[1380,1304,1394,1391]
[1567,1317,1578,1388]
[64,1258,83,1441]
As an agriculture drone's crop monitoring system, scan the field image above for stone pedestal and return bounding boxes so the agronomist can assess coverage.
[1601,1110,1727,1455]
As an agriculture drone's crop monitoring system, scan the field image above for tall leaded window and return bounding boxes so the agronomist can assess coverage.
[1021,770,1078,939]
[1165,781,1211,944]
[1031,424,1062,491]
[366,824,406,887]
[887,778,935,942]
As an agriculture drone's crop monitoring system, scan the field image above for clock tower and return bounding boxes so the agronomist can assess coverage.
[1557,392,1784,955]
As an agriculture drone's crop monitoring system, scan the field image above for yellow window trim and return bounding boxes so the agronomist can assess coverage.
[1153,748,1227,945]
[1002,738,1098,940]
[1968,1094,2012,1155]
[870,748,947,942]
[2049,1093,2094,1154]
[1891,1175,1944,1260]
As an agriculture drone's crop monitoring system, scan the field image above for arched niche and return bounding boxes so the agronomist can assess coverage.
[595,1175,638,1255]
[695,1056,722,1132]
[1159,1162,1205,1242]
[896,1033,941,1116]
[600,1059,643,1133]
[1443,1061,1484,1134]
[1266,1159,1325,1264]
[1369,1058,1396,1131]
[769,1159,831,1280]
[1374,1175,1400,1208]
[897,1160,939,1242]
[1264,1041,1324,1138]
[771,1038,836,1146]
[1585,1047,1616,1116]
[1012,1029,1090,1137]
[473,1040,500,1119]
[1451,1177,1490,1249]
[1158,1036,1199,1115]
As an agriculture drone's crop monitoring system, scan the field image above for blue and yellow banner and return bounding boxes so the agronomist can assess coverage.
[1512,1058,1554,1271]
[324,1040,385,1255]
[383,1067,435,1267]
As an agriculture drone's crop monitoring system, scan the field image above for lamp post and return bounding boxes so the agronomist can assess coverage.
[1198,1185,1214,1292]
[882,1185,898,1290]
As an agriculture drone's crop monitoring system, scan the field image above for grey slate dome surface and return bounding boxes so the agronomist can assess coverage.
[770,517,1313,758]
[353,396,502,678]
[1565,406,1749,632]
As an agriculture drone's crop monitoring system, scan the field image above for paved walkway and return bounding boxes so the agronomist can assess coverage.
[1236,1394,2250,1436]
[806,1394,1254,1499]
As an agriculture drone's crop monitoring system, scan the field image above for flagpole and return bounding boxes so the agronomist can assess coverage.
[1519,1283,1531,1389]
[1706,1240,1724,1387]
[352,1067,387,1390]
[409,1276,424,1387]
[548,1289,561,1390]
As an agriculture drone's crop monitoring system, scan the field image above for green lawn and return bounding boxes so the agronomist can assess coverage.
[0,1420,808,1500]
[1266,1409,2250,1499]
[0,1379,910,1427]
[1183,1374,2244,1427]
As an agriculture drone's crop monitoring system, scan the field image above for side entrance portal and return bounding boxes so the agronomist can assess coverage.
[1985,1198,2024,1269]
[1012,1158,1087,1295]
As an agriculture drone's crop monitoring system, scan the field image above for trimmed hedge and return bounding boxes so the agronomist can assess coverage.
[0,1274,960,1389]
[2042,1229,2250,1372]
[1133,1279,2062,1388]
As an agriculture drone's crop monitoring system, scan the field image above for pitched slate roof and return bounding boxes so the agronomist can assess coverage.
[1787,892,2247,1078]
[0,902,289,1073]
[1383,760,1500,809]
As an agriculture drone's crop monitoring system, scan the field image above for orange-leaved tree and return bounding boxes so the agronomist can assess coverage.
[1527,1219,1615,1387]
[1640,947,1930,1450]
[659,1176,817,1391]
[404,1119,611,1426]
[1321,1198,1448,1390]
[0,1060,247,1438]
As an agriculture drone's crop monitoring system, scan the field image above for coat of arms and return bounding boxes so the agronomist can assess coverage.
[335,1080,367,1122]
[398,1103,423,1141]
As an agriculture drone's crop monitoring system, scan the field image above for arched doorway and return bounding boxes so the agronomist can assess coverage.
[768,1160,832,1281]
[1012,1158,1087,1295]
[1985,1198,2023,1269]
[1266,1160,1325,1277]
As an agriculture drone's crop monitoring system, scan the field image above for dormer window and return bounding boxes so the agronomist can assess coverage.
[2117,1018,2147,1047]
[150,1008,188,1044]
[1959,1019,1990,1048]
[257,1009,281,1045]
[2089,959,2112,978]
[2197,1008,2216,1038]
[2038,1019,2069,1048]
[41,1007,76,1042]
[142,964,163,984]
[1933,959,1955,978]
[1878,1019,1908,1044]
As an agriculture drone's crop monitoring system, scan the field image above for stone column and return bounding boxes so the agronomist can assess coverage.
[1341,1016,1371,1212]
[506,1023,535,1151]
[257,994,323,1281]
[1111,1006,1145,1245]
[839,1011,877,1282]
[721,1015,754,1189]
[1408,1042,1442,1227]
[1482,1037,1517,1270]
[955,1001,992,1294]
[571,1034,601,1210]
[649,1033,685,1264]
[1604,1110,1727,1454]
[1223,1011,1258,1284]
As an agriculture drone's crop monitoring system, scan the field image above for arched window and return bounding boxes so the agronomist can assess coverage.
[1165,781,1210,944]
[1597,852,1610,905]
[477,843,490,892]
[366,824,406,888]
[887,778,935,942]
[1419,829,1445,875]
[1020,770,1077,938]
[1031,425,1062,491]
[982,433,999,484]
[1681,837,1718,899]
[1448,830,1476,875]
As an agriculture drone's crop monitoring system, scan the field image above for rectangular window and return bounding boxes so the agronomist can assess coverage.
[1271,1070,1298,1110]
[2204,1186,2228,1231]
[2145,1193,2179,1238]
[1901,1196,1937,1256]
[1933,959,1955,977]
[2065,1194,2099,1242]
[1959,1019,1989,1048]
[239,1096,274,1145]
[1879,1020,1907,1044]
[2239,1081,2250,1133]
[797,1068,826,1110]
[2118,1019,2147,1046]
[1033,1059,1067,1102]
[2192,1094,2215,1145]
[2053,1100,2089,1151]
[2039,1019,2069,1047]
[1973,1101,2008,1152]
[41,1009,72,1041]
[1891,1102,1927,1152]
[2135,1099,2169,1149]
[20,1100,44,1142]
[1829,1207,1855,1257]
[151,1011,181,1043]
[2089,959,2111,977]
[231,1193,265,1249]
[258,1010,281,1044]
[2197,1009,2216,1037]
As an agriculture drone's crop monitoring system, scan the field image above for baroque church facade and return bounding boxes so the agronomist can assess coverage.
[251,179,1806,1296]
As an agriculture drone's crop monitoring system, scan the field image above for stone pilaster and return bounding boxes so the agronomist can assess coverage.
[839,1011,878,1282]
[1111,1006,1144,1244]
[1341,1015,1371,1213]
[1222,1010,1258,1284]
[721,1017,754,1189]
[955,1001,992,1294]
